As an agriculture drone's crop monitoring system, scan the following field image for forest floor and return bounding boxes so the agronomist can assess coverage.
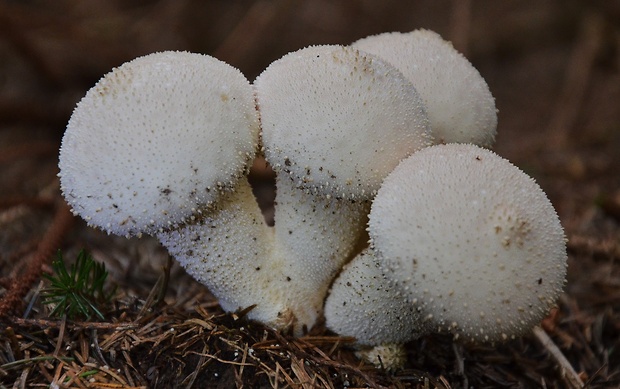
[0,1,619,388]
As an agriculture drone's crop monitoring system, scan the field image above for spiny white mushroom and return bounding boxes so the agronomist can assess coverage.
[58,51,290,327]
[353,29,498,147]
[372,144,567,343]
[59,51,259,237]
[256,45,432,200]
[254,45,432,332]
[325,143,567,363]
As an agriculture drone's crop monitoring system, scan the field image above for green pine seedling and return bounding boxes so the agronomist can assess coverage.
[41,250,116,320]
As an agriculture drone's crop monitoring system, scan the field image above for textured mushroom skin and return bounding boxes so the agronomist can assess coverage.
[324,248,426,345]
[59,35,561,349]
[59,46,432,335]
[159,176,369,332]
[270,174,370,316]
[371,144,567,343]
[353,30,497,148]
[157,178,286,324]
[255,45,432,200]
[59,51,259,237]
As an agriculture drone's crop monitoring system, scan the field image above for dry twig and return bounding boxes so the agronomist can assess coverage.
[533,326,584,389]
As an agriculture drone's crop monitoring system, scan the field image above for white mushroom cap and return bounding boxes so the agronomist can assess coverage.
[254,45,432,200]
[59,51,259,237]
[370,143,567,343]
[353,30,497,147]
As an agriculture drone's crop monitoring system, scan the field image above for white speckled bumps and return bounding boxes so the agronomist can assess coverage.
[353,29,497,147]
[59,51,259,237]
[325,144,567,347]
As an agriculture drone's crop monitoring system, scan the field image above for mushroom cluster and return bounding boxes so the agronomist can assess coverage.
[58,29,567,365]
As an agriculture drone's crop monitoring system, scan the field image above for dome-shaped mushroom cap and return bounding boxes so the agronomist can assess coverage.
[59,51,259,237]
[370,143,567,343]
[255,45,431,200]
[353,30,497,147]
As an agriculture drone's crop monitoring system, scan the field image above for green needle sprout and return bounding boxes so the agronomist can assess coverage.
[41,250,116,320]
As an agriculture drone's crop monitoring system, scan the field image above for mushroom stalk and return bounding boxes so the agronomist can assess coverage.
[157,172,369,334]
[156,177,284,322]
[269,174,371,330]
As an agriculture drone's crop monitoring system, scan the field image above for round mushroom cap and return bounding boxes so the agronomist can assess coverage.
[59,51,259,237]
[353,30,497,147]
[255,45,431,200]
[370,143,567,343]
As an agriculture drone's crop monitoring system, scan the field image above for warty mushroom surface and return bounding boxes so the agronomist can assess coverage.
[352,29,498,147]
[325,143,567,355]
[59,46,433,335]
[58,50,288,327]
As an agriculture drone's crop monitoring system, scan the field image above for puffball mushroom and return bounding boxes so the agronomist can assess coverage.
[325,144,567,352]
[253,45,432,331]
[255,45,432,200]
[59,52,293,326]
[59,50,305,332]
[59,51,259,237]
[352,30,497,147]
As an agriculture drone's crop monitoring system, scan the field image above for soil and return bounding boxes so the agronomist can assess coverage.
[1,1,619,388]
